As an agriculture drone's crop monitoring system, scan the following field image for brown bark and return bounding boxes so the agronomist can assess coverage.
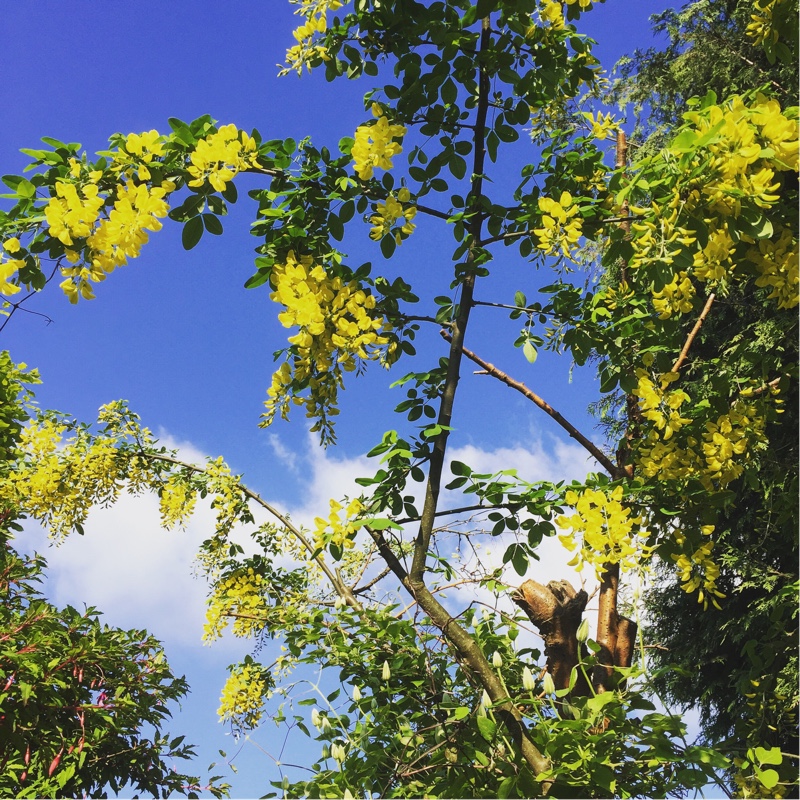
[513,579,591,696]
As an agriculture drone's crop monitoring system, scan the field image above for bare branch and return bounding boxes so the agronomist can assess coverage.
[440,330,620,478]
[671,292,716,373]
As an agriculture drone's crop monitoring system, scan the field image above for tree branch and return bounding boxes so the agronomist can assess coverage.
[671,292,715,373]
[440,330,619,477]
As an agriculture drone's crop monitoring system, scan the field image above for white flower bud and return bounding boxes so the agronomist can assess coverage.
[576,618,590,643]
[382,660,391,681]
[343,790,354,800]
[481,689,491,710]
[331,742,346,763]
[335,596,346,609]
[352,685,362,703]
[522,666,536,692]
[321,714,332,733]
[321,744,330,759]
[311,707,321,729]
[542,671,556,696]
[492,650,503,668]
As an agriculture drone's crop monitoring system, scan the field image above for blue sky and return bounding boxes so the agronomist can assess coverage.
[2,2,675,796]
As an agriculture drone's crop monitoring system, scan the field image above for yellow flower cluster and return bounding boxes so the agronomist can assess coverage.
[651,271,696,319]
[701,400,766,486]
[630,94,798,311]
[635,392,766,491]
[217,662,267,729]
[262,251,393,439]
[204,567,269,642]
[369,188,417,243]
[535,191,583,259]
[582,111,620,141]
[692,225,734,281]
[556,486,651,576]
[683,95,789,214]
[313,497,364,553]
[43,165,171,303]
[352,104,407,181]
[0,238,23,295]
[187,124,259,193]
[745,0,786,46]
[159,474,197,530]
[45,180,105,246]
[204,456,249,539]
[565,0,592,8]
[283,0,342,74]
[671,525,724,609]
[539,0,565,28]
[112,130,165,180]
[0,418,130,541]
[634,369,692,440]
[749,225,799,309]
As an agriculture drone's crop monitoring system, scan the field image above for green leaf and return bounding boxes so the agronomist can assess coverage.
[754,746,782,766]
[756,768,780,790]
[476,716,496,742]
[523,341,538,364]
[514,291,527,308]
[182,216,204,250]
[203,214,223,235]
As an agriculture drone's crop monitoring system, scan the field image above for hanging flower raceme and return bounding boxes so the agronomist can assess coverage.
[204,568,270,642]
[186,123,259,193]
[262,251,395,443]
[283,0,343,74]
[627,93,799,313]
[534,191,583,260]
[352,104,407,181]
[217,662,270,730]
[671,525,724,610]
[313,497,365,554]
[556,485,651,576]
[369,188,417,243]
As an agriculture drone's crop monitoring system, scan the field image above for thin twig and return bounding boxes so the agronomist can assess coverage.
[440,330,619,477]
[671,293,715,373]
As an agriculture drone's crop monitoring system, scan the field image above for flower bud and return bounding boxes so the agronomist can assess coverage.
[382,660,391,681]
[542,671,556,696]
[311,707,321,729]
[343,790,354,800]
[576,618,590,643]
[480,689,491,710]
[522,666,536,692]
[352,685,362,703]
[492,650,503,668]
[321,744,330,759]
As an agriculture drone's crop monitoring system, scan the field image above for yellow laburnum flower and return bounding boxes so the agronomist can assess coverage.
[3,237,21,254]
[352,104,406,181]
[262,251,393,439]
[540,0,565,28]
[313,496,364,553]
[749,226,799,309]
[0,259,23,296]
[369,189,417,242]
[187,124,258,192]
[671,526,724,610]
[556,485,650,576]
[534,191,583,259]
[217,663,268,729]
[45,180,105,246]
[652,271,696,319]
[693,225,735,282]
[583,111,620,141]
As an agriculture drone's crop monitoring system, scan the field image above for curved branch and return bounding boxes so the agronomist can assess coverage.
[140,451,362,611]
[440,330,619,477]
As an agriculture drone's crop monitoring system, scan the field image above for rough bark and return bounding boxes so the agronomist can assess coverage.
[513,579,591,695]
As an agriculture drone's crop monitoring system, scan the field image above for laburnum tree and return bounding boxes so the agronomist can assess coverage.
[611,0,799,788]
[0,0,797,797]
